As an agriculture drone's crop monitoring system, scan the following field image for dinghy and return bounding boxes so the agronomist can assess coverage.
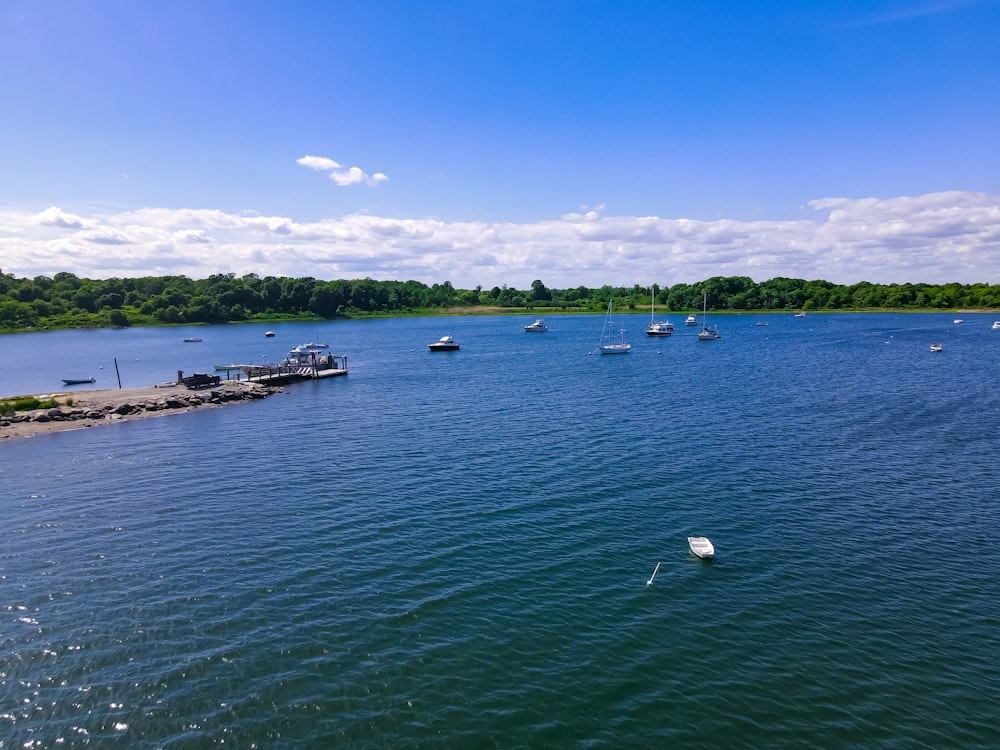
[688,536,715,558]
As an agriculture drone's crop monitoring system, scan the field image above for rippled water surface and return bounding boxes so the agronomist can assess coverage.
[2,314,1000,748]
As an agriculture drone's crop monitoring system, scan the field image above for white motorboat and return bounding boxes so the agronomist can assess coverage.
[264,331,276,337]
[428,335,460,351]
[645,290,673,336]
[930,342,943,352]
[597,299,631,354]
[688,536,715,558]
[954,319,963,324]
[795,312,807,318]
[285,342,335,367]
[524,319,548,332]
[992,321,1000,330]
[685,314,698,326]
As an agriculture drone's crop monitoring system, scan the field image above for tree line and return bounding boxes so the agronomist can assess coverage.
[1,271,998,331]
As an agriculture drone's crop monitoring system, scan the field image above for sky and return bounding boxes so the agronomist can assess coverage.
[1,0,998,290]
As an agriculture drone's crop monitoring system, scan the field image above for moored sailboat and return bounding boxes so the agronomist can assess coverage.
[697,294,720,341]
[598,299,631,354]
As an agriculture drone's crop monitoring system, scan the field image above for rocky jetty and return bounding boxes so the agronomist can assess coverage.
[0,382,279,440]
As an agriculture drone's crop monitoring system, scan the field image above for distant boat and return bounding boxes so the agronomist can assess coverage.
[264,331,276,337]
[697,294,720,341]
[930,343,943,352]
[954,319,963,324]
[756,322,769,327]
[214,364,243,371]
[523,319,548,332]
[794,312,807,318]
[428,335,460,351]
[597,299,631,354]
[685,314,698,326]
[992,321,1000,330]
[688,536,715,558]
[61,377,96,385]
[645,290,674,336]
[183,337,202,342]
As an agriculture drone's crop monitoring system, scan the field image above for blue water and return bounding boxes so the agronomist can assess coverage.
[2,313,999,748]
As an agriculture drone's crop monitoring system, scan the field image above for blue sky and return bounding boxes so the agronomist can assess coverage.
[2,0,998,289]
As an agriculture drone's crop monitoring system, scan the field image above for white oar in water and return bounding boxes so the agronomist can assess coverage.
[646,561,662,586]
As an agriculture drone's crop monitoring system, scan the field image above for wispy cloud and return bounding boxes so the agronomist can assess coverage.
[297,155,389,187]
[1,191,997,288]
[839,0,986,27]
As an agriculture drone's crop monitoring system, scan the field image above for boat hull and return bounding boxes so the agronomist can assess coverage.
[428,344,460,351]
[688,536,715,558]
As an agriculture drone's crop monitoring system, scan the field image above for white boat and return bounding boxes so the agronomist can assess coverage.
[597,299,631,354]
[992,321,1000,330]
[685,314,698,326]
[930,342,943,352]
[285,342,334,366]
[794,312,807,318]
[954,319,963,324]
[524,319,548,332]
[264,331,276,337]
[428,335,460,351]
[645,290,673,336]
[182,336,202,342]
[688,536,715,558]
[697,294,720,341]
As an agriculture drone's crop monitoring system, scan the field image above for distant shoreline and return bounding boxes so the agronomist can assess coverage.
[3,306,997,336]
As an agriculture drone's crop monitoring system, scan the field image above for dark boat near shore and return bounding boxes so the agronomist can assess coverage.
[62,377,96,385]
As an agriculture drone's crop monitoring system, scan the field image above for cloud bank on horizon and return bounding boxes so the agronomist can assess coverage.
[3,190,997,289]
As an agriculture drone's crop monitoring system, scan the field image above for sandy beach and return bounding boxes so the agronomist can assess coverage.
[0,382,277,441]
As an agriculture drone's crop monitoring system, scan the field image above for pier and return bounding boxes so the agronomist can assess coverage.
[238,354,348,386]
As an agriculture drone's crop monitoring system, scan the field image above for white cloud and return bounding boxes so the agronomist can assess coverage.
[296,155,341,171]
[1,191,997,288]
[297,154,389,187]
[35,206,89,229]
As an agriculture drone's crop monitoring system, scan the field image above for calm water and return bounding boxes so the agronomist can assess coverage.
[2,314,999,748]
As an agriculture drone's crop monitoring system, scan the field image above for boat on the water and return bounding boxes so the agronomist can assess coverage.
[992,321,1000,330]
[685,314,698,326]
[265,331,276,337]
[61,377,96,385]
[597,299,631,354]
[285,342,333,366]
[795,312,807,319]
[930,342,943,352]
[697,294,720,341]
[428,335,460,351]
[645,290,673,336]
[183,337,203,342]
[524,319,548,332]
[688,536,715,558]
